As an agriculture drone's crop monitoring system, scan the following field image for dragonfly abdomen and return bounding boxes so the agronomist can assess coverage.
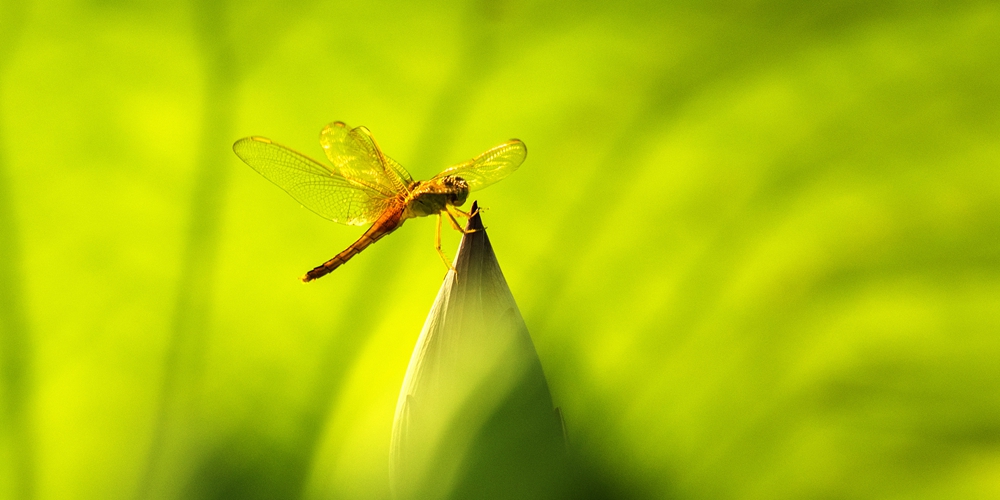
[301,208,405,282]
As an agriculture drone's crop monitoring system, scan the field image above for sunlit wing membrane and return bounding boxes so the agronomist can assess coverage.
[233,136,392,226]
[319,122,415,196]
[382,154,415,193]
[433,139,526,191]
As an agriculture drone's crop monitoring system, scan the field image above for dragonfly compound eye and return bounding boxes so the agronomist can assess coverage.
[449,177,470,205]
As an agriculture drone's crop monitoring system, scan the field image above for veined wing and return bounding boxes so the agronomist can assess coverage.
[320,122,415,195]
[432,139,526,191]
[233,136,392,226]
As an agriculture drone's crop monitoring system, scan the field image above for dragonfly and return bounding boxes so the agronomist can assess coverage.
[232,122,526,282]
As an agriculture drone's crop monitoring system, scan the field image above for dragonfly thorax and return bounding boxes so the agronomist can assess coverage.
[404,176,470,218]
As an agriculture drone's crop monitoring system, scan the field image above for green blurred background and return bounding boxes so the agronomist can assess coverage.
[2,0,999,499]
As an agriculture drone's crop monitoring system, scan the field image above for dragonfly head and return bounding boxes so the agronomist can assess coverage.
[442,175,470,206]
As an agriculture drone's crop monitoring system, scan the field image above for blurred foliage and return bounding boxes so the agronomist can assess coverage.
[1,0,999,499]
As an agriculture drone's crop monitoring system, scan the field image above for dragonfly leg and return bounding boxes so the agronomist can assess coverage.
[450,205,482,219]
[446,206,480,234]
[445,210,470,234]
[435,213,455,272]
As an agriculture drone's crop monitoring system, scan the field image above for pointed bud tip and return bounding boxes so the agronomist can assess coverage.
[466,200,485,232]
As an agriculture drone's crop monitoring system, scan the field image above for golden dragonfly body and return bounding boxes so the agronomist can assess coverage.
[233,122,525,282]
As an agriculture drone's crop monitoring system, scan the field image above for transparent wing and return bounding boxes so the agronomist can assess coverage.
[319,122,415,195]
[432,139,526,191]
[233,136,393,226]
